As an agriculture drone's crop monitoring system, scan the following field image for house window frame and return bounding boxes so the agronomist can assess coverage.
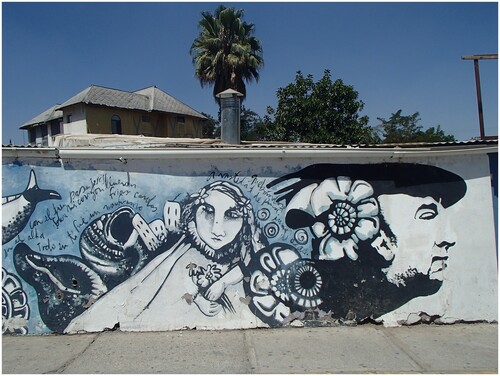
[51,121,61,136]
[28,128,36,144]
[41,124,48,137]
[111,115,122,134]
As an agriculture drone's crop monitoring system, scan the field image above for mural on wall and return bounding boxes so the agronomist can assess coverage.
[13,243,107,332]
[64,181,268,329]
[3,170,61,244]
[1,162,472,334]
[2,267,30,334]
[246,164,467,325]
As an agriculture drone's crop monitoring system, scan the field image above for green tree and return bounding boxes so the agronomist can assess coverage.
[240,106,265,141]
[201,112,220,138]
[375,110,456,143]
[263,70,374,144]
[190,5,264,103]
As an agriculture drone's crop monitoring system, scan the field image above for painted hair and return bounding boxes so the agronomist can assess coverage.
[181,181,266,264]
[268,163,467,209]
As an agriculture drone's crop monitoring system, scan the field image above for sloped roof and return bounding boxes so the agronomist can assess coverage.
[55,85,207,119]
[56,86,149,111]
[133,87,207,119]
[20,105,63,129]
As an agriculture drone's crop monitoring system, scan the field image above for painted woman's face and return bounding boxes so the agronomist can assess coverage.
[195,190,244,250]
[377,194,456,285]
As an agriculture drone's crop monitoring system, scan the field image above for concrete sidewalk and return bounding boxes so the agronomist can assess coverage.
[2,323,497,374]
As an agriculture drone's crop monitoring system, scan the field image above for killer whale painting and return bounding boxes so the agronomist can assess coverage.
[2,170,61,244]
[13,243,107,332]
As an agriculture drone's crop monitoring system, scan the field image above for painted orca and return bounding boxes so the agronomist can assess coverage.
[13,242,108,333]
[2,170,61,244]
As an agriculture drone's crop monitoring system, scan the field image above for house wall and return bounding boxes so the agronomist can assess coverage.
[26,119,63,147]
[61,104,88,135]
[171,117,204,138]
[85,105,147,135]
[84,105,203,138]
[47,119,63,147]
[26,126,42,146]
[24,106,204,144]
[2,150,497,335]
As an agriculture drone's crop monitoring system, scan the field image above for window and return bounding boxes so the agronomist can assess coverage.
[41,124,48,137]
[51,122,61,136]
[142,115,151,123]
[176,116,185,123]
[111,115,122,134]
[28,128,36,144]
[66,114,72,123]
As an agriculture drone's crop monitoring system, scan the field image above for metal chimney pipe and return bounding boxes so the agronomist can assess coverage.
[216,89,243,144]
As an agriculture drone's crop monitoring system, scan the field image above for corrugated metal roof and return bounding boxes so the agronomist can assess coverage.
[3,136,496,162]
[19,105,63,129]
[4,134,497,150]
[55,85,207,119]
[51,134,223,148]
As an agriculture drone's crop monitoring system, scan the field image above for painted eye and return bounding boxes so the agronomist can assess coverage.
[201,205,214,215]
[415,203,438,220]
[225,209,242,219]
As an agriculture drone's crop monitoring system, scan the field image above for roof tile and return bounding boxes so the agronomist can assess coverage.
[54,85,206,119]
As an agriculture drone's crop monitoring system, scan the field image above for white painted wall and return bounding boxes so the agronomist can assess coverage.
[62,104,88,135]
[2,149,497,334]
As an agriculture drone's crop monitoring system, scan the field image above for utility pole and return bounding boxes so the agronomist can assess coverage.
[461,54,498,140]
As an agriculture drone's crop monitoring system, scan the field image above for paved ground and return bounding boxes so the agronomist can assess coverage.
[2,323,497,374]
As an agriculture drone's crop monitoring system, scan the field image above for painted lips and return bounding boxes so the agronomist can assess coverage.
[430,256,448,275]
[429,241,455,277]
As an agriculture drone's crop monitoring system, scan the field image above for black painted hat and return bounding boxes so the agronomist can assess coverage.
[268,163,467,209]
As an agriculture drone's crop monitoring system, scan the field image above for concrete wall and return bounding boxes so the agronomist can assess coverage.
[61,104,88,136]
[2,150,497,334]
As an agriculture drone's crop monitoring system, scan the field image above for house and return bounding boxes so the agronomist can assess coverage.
[20,85,208,146]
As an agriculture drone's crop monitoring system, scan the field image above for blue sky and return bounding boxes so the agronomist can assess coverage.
[2,1,498,144]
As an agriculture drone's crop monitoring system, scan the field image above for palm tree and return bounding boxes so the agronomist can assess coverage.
[190,5,264,103]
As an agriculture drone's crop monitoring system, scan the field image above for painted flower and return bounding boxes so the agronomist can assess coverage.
[288,177,380,261]
[270,260,322,308]
[190,187,208,206]
[245,244,323,326]
[2,268,30,334]
[193,264,222,289]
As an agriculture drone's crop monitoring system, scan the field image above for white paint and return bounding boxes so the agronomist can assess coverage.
[63,120,88,135]
[378,154,498,326]
[3,149,497,333]
[66,236,263,333]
